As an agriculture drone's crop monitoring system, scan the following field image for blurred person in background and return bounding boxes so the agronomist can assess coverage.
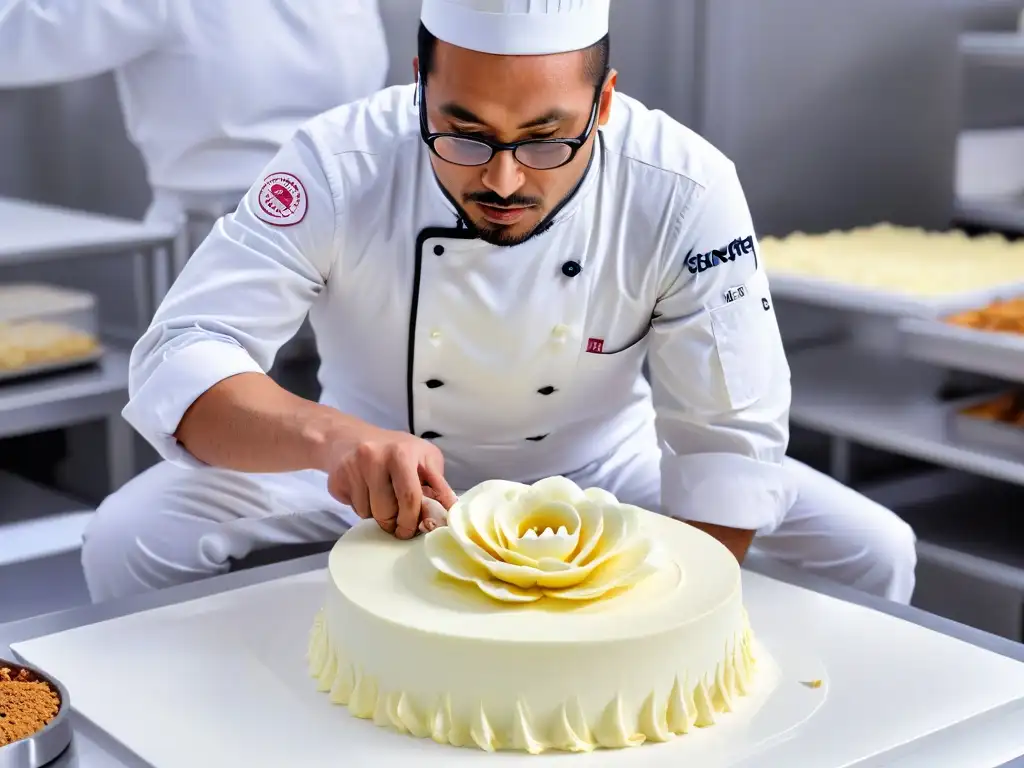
[0,0,389,258]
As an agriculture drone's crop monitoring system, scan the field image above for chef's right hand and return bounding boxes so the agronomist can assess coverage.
[324,429,458,540]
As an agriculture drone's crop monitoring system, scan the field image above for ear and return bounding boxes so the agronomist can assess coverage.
[598,70,617,127]
[413,56,420,83]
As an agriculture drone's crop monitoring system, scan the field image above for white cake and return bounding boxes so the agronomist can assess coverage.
[307,476,757,754]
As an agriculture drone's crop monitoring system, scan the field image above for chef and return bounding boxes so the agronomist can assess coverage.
[0,0,388,256]
[82,0,917,606]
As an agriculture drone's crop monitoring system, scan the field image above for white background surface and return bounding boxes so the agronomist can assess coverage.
[13,570,1024,767]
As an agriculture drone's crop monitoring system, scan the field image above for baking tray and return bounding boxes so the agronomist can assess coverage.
[0,659,72,768]
[947,394,1024,461]
[900,318,1024,383]
[0,348,104,385]
[768,272,1024,318]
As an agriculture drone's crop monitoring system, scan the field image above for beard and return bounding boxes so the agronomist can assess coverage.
[472,220,536,247]
[457,190,545,247]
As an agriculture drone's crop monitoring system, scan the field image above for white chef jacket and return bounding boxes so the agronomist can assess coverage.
[124,84,794,533]
[0,0,388,201]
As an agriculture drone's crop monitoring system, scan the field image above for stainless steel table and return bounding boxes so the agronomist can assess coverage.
[0,196,176,490]
[0,198,175,573]
[0,353,132,578]
[0,352,132,487]
[2,552,1022,768]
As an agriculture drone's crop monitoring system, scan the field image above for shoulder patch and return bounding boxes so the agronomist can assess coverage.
[255,172,308,227]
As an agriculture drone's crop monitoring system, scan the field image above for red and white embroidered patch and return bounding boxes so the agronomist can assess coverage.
[255,171,307,226]
[586,337,605,354]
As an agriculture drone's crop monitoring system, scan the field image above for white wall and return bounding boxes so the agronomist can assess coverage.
[698,0,1024,236]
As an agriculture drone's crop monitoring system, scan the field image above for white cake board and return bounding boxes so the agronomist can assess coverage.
[12,571,1024,767]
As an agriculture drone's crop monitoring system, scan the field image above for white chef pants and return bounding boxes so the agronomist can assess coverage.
[81,453,916,605]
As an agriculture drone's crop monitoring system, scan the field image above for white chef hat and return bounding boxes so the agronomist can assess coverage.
[420,0,610,57]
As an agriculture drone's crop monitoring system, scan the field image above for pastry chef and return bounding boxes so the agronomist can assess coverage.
[82,0,917,606]
[0,0,388,256]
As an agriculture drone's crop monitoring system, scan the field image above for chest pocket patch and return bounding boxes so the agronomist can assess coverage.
[570,332,651,418]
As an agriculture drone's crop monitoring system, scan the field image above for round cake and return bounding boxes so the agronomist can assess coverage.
[307,476,756,754]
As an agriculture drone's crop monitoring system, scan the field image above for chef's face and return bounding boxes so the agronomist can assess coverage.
[416,41,616,246]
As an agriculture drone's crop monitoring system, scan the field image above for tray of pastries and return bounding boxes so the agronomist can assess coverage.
[899,295,1024,384]
[945,297,1024,334]
[949,391,1024,460]
[762,225,1024,316]
[0,284,102,382]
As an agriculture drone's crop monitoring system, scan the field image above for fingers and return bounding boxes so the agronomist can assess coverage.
[348,471,371,520]
[421,460,458,510]
[334,440,456,539]
[328,466,362,514]
[389,453,423,540]
[365,453,399,535]
[326,470,349,506]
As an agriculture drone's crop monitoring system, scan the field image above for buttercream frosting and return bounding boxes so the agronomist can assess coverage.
[308,477,758,753]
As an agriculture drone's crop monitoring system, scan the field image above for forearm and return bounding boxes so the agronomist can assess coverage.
[174,372,377,474]
[683,520,756,563]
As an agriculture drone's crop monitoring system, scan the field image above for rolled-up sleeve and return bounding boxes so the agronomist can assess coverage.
[649,162,794,534]
[0,0,167,86]
[122,128,341,465]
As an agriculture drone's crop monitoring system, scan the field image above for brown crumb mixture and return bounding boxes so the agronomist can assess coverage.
[0,666,61,746]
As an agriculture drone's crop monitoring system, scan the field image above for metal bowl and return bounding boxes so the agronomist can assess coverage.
[0,659,72,768]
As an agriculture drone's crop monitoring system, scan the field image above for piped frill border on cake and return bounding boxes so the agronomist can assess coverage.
[306,610,757,754]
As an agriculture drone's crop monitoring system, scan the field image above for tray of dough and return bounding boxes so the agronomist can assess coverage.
[0,284,102,383]
[899,295,1024,383]
[762,224,1024,317]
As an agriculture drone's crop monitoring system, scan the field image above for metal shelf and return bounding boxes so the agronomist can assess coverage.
[0,196,175,266]
[0,350,129,439]
[955,193,1024,233]
[789,344,1024,487]
[901,485,1024,591]
[900,318,1024,384]
[0,471,93,567]
[768,271,1022,318]
[769,273,938,317]
[0,351,135,491]
[918,540,1024,594]
[959,32,1024,70]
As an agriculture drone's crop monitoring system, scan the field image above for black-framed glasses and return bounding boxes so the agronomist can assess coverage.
[417,78,600,171]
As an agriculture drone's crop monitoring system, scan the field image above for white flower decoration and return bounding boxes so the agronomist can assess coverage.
[423,476,656,603]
